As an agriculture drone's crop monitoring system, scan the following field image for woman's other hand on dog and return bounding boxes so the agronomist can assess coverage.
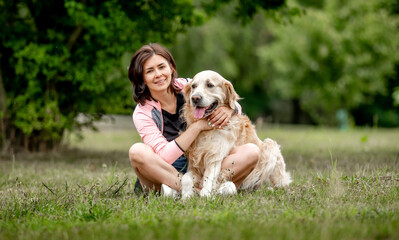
[207,106,235,129]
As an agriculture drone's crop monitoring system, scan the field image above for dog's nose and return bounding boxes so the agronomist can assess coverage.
[191,94,202,104]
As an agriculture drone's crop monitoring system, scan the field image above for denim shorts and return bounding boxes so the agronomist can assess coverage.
[172,155,188,174]
[134,155,188,194]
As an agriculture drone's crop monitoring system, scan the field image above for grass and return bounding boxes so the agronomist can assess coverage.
[1,116,399,240]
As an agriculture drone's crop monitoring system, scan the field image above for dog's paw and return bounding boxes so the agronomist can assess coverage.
[216,181,237,196]
[181,190,195,201]
[199,188,212,198]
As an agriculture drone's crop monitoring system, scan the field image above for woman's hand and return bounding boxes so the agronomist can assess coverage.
[207,106,235,129]
[193,119,214,132]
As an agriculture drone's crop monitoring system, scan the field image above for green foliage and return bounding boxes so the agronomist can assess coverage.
[200,0,287,24]
[174,0,399,125]
[260,0,399,125]
[0,0,294,151]
[173,1,306,119]
[2,0,398,152]
[0,0,204,151]
[172,5,294,118]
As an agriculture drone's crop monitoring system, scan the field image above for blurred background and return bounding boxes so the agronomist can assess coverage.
[1,0,399,152]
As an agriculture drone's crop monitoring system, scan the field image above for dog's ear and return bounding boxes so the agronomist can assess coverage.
[183,81,192,103]
[224,80,240,110]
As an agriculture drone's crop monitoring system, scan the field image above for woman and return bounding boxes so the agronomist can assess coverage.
[128,43,260,196]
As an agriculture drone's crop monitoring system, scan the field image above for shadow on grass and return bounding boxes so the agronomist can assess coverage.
[0,147,130,167]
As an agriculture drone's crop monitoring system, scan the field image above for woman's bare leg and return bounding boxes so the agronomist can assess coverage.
[129,143,182,192]
[221,143,260,188]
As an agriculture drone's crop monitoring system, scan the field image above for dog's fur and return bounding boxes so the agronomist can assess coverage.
[181,70,291,199]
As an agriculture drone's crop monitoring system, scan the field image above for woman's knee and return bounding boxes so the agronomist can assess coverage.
[129,143,152,166]
[243,143,261,164]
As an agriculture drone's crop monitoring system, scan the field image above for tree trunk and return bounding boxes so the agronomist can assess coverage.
[0,53,9,153]
[292,98,301,124]
[66,24,83,50]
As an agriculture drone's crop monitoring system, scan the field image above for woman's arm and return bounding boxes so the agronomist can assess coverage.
[134,108,212,163]
[134,110,185,164]
[174,119,211,151]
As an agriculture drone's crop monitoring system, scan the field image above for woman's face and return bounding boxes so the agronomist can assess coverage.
[142,54,173,94]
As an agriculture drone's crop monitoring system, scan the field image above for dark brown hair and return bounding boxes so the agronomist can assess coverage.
[128,43,179,105]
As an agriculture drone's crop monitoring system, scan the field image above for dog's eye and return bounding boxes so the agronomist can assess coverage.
[192,84,197,89]
[207,83,214,88]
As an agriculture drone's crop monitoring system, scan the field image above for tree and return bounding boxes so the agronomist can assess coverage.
[259,0,399,125]
[172,2,300,119]
[0,0,204,152]
[0,0,288,152]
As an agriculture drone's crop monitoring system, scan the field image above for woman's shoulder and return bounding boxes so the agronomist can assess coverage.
[133,99,159,117]
[174,77,191,90]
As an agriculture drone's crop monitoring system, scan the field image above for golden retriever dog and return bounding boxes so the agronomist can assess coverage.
[181,70,291,199]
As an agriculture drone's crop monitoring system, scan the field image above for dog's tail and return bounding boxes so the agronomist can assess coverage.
[239,138,292,191]
[262,138,292,188]
[270,164,292,187]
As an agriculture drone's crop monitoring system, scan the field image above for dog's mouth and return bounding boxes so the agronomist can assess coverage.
[193,101,218,119]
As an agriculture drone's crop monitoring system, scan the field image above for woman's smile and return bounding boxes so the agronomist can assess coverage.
[155,78,166,85]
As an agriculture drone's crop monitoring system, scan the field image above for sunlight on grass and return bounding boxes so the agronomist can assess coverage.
[65,129,140,152]
[64,115,141,152]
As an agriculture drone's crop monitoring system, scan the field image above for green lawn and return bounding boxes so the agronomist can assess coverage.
[1,117,398,240]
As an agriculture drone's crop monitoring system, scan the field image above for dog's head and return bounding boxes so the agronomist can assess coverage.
[183,70,239,120]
